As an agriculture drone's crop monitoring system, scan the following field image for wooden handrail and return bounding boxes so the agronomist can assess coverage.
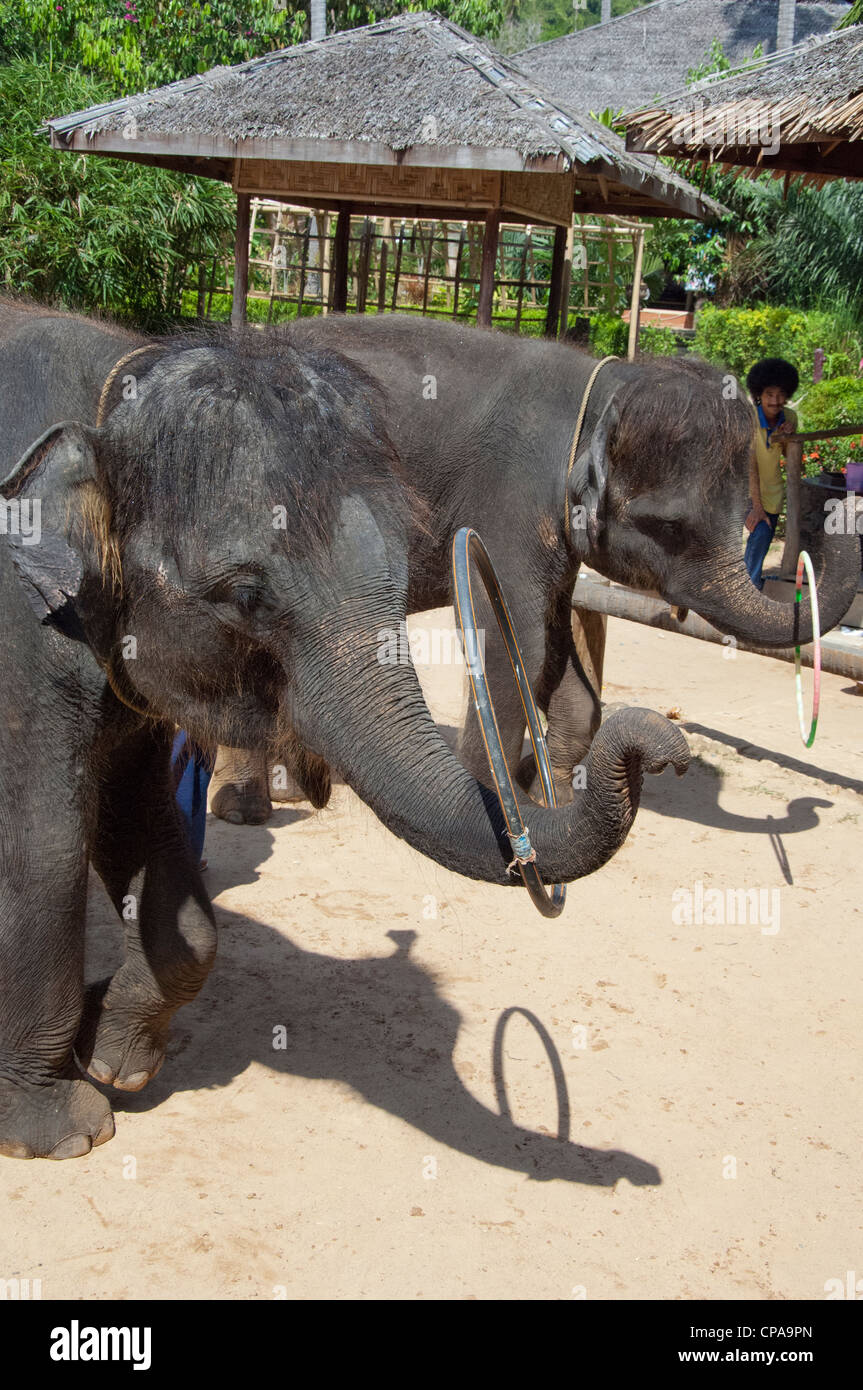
[787,425,863,442]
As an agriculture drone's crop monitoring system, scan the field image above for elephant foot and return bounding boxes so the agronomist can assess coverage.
[210,779,272,825]
[75,977,169,1093]
[0,1074,114,1160]
[515,752,576,807]
[210,748,273,824]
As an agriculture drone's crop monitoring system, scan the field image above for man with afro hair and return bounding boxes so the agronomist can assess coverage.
[745,357,799,589]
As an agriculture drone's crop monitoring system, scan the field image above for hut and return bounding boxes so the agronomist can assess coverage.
[625,21,863,182]
[513,0,848,120]
[624,20,863,608]
[43,11,722,331]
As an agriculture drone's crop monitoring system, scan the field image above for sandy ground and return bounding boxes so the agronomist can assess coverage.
[2,604,862,1302]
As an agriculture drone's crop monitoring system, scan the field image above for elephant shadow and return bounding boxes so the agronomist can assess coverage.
[639,756,833,839]
[87,875,660,1188]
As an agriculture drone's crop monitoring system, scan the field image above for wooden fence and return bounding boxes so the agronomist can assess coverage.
[178,202,649,336]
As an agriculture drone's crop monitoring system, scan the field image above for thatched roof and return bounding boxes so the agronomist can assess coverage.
[514,0,848,118]
[626,23,863,182]
[45,12,723,221]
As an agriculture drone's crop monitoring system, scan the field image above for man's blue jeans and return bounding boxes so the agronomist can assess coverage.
[745,511,779,591]
[171,731,214,864]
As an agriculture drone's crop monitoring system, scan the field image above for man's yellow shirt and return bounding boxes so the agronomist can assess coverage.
[754,405,797,515]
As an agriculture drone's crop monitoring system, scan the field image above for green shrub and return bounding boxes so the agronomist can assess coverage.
[637,323,678,356]
[795,376,863,430]
[795,376,863,474]
[589,312,629,358]
[693,304,861,382]
[1,59,234,324]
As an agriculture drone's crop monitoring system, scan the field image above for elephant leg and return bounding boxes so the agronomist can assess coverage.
[457,585,548,795]
[76,725,217,1092]
[0,790,113,1160]
[540,652,602,796]
[517,584,601,806]
[210,745,273,824]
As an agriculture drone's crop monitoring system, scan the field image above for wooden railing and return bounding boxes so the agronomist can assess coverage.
[781,425,863,578]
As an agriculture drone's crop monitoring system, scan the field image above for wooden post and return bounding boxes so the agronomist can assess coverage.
[781,438,804,576]
[515,229,528,331]
[544,224,567,338]
[320,213,331,314]
[572,605,607,701]
[231,191,252,327]
[391,222,405,309]
[331,207,350,313]
[452,224,466,317]
[296,216,311,318]
[559,221,574,337]
[376,217,391,312]
[356,217,372,313]
[477,209,502,328]
[421,220,434,314]
[626,227,645,361]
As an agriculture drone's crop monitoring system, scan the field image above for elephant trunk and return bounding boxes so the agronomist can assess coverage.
[285,625,689,886]
[681,529,859,649]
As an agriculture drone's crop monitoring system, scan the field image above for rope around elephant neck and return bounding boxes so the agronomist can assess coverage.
[563,355,619,548]
[95,346,166,717]
[96,344,162,427]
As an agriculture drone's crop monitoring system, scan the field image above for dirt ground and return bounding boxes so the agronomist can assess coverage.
[3,605,862,1301]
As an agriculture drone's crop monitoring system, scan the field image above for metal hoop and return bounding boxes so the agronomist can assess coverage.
[451,526,565,919]
[794,549,821,748]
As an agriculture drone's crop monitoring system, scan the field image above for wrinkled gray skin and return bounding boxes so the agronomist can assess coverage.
[0,301,689,1160]
[214,313,859,823]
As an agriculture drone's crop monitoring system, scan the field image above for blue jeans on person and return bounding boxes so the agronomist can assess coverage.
[745,510,779,591]
[171,731,214,864]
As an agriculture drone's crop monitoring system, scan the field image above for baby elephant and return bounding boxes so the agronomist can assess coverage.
[0,321,690,1159]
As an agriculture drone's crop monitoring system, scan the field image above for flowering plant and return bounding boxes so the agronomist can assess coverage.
[800,436,861,478]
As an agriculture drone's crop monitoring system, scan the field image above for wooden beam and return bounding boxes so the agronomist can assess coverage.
[331,207,351,313]
[477,208,501,328]
[231,191,252,327]
[571,606,607,702]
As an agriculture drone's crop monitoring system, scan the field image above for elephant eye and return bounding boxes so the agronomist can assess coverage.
[205,574,264,614]
[635,515,687,555]
[230,582,262,614]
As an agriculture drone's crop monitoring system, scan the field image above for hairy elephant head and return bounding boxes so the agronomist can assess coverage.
[567,356,859,646]
[2,329,688,888]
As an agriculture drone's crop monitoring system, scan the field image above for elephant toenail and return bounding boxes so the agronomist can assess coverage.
[0,1140,34,1159]
[49,1133,92,1160]
[117,1071,150,1092]
[93,1115,115,1147]
[88,1059,114,1085]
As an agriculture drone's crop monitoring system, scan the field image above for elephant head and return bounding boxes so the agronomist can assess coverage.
[3,329,688,888]
[566,356,859,646]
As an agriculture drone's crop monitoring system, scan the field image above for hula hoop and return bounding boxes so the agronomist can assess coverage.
[451,526,565,919]
[794,549,821,748]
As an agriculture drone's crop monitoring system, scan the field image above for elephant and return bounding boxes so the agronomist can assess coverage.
[0,305,689,1159]
[212,312,860,823]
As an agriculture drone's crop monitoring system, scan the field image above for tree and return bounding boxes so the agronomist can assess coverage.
[0,2,506,92]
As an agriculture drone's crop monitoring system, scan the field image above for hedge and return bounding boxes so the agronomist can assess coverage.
[693,305,861,382]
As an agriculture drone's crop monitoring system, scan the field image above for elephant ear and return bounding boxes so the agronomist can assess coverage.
[580,395,619,551]
[1,422,102,627]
